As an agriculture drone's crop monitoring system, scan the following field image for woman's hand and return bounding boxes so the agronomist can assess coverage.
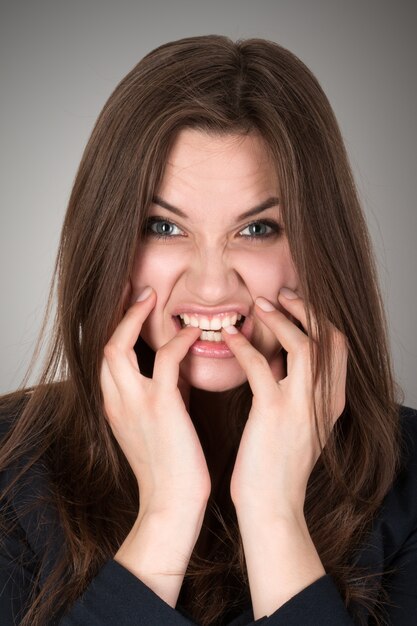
[100,286,210,606]
[100,285,211,517]
[221,288,347,617]
[222,287,348,520]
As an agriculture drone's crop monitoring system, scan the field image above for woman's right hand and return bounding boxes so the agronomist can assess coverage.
[100,287,208,606]
[100,285,211,519]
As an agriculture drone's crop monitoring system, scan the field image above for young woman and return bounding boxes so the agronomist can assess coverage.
[1,35,416,626]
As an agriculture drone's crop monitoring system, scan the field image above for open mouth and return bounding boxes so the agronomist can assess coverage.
[175,314,246,342]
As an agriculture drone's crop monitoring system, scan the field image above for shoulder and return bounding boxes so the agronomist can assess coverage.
[399,403,417,453]
[0,389,30,435]
[372,404,417,558]
[0,389,64,570]
[397,404,417,491]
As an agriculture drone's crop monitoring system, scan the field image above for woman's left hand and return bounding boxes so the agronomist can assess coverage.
[222,287,348,520]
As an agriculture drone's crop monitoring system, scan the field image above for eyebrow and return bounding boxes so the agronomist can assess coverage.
[151,195,280,221]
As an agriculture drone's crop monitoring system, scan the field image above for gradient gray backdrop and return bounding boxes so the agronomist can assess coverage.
[1,0,416,407]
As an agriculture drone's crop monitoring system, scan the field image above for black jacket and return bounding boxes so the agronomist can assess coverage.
[1,405,417,625]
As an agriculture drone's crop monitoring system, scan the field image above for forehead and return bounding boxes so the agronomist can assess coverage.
[158,129,278,195]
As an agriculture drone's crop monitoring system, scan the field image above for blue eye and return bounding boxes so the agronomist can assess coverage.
[144,218,184,239]
[239,221,278,238]
[143,216,283,241]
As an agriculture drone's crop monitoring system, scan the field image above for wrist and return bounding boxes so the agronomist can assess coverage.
[235,506,325,619]
[131,500,207,558]
[114,503,207,608]
[235,501,306,529]
[139,491,209,520]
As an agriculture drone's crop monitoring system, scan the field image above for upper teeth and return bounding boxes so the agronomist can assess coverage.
[179,312,242,330]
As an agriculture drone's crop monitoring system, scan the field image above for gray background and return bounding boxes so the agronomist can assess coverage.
[1,0,416,407]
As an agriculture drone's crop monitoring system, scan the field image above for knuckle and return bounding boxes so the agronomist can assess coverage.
[102,400,117,425]
[332,332,349,361]
[333,328,346,345]
[102,404,113,423]
[334,394,346,418]
[298,338,311,359]
[103,342,123,361]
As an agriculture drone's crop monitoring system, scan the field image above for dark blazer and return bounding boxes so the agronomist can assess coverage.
[1,405,417,625]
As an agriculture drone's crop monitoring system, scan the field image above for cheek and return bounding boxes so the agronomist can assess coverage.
[243,247,298,355]
[131,247,184,347]
[241,246,298,300]
[131,247,182,300]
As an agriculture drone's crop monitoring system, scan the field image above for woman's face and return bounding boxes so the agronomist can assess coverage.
[131,129,299,391]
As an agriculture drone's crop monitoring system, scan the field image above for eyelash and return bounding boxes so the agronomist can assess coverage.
[143,216,283,242]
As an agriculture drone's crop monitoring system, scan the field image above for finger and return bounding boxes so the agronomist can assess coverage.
[220,326,278,398]
[107,286,156,351]
[153,326,202,390]
[277,288,318,340]
[254,295,311,357]
[277,289,348,365]
[100,357,122,419]
[103,287,156,391]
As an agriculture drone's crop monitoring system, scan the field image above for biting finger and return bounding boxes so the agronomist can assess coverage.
[153,326,202,390]
[221,327,278,399]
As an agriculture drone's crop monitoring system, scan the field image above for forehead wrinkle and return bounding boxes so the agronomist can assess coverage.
[155,173,280,224]
[155,131,280,224]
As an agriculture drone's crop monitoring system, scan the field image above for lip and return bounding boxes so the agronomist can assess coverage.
[171,313,254,359]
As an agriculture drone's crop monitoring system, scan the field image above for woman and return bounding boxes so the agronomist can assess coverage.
[0,34,416,626]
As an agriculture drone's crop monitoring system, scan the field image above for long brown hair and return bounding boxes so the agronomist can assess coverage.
[0,35,404,625]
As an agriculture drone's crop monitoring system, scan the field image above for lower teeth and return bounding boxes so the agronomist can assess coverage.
[199,330,223,342]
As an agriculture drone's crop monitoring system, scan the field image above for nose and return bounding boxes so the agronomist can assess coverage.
[184,245,241,303]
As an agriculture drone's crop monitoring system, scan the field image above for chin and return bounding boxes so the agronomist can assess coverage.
[179,358,248,392]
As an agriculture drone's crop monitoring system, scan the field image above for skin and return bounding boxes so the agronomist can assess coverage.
[130,129,299,393]
[100,129,348,617]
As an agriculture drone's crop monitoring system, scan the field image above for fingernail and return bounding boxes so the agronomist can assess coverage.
[256,297,276,312]
[279,287,298,300]
[223,325,238,334]
[136,286,153,302]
